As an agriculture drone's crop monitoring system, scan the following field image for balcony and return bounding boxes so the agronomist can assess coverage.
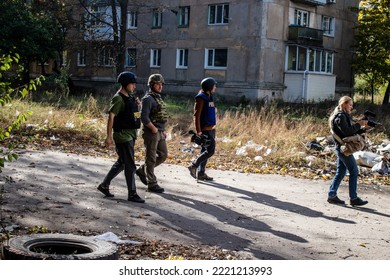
[288,25,323,47]
[290,0,327,6]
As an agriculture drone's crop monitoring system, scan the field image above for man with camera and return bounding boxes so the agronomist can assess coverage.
[188,77,217,181]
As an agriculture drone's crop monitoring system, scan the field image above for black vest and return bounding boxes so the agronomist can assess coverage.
[113,92,141,132]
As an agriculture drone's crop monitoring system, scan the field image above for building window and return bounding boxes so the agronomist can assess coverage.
[127,11,137,29]
[208,4,229,25]
[176,49,188,68]
[205,48,227,68]
[294,9,310,27]
[150,49,161,67]
[152,9,162,28]
[77,49,86,66]
[98,47,113,66]
[126,48,136,67]
[322,16,334,36]
[89,5,106,28]
[178,6,190,27]
[286,46,333,74]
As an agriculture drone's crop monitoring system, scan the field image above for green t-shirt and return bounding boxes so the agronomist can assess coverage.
[109,92,137,143]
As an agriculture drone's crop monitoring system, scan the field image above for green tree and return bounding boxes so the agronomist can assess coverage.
[353,0,390,104]
[0,53,44,173]
[0,0,67,82]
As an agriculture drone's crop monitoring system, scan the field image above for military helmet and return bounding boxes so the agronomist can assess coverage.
[148,74,165,87]
[117,71,137,87]
[201,77,217,92]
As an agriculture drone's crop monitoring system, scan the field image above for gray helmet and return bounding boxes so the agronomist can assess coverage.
[201,77,217,92]
[117,71,137,87]
[148,74,165,87]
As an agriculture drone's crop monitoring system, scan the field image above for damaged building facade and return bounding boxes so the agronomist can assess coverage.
[62,0,360,102]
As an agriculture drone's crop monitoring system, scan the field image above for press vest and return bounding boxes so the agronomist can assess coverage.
[196,92,216,128]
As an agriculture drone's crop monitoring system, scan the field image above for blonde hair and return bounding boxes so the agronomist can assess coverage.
[329,96,353,129]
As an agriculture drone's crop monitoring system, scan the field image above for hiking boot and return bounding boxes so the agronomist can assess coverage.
[197,173,213,181]
[97,184,114,197]
[188,164,197,179]
[147,184,165,193]
[327,196,345,205]
[350,197,368,207]
[128,193,145,203]
[136,169,147,185]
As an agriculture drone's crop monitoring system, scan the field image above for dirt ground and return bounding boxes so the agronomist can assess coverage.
[2,149,390,260]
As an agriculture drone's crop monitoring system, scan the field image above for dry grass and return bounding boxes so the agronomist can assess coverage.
[2,96,390,186]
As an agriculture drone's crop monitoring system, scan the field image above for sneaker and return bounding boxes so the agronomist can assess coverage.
[147,184,165,193]
[188,164,197,179]
[197,173,214,181]
[97,184,114,197]
[350,197,368,206]
[327,196,345,205]
[136,169,147,185]
[128,193,145,203]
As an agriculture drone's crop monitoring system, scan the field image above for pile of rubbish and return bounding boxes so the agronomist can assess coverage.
[306,136,390,175]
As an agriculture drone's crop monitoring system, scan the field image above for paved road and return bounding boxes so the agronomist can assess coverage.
[2,150,390,259]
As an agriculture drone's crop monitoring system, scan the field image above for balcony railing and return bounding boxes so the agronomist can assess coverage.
[290,0,327,6]
[288,25,323,47]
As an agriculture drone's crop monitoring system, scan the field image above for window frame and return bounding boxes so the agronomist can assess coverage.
[150,49,161,68]
[126,48,137,67]
[77,49,86,67]
[204,48,228,69]
[152,9,162,28]
[294,9,310,27]
[176,48,189,69]
[322,15,335,37]
[127,11,138,29]
[208,4,229,25]
[286,45,333,74]
[98,47,114,67]
[178,6,190,27]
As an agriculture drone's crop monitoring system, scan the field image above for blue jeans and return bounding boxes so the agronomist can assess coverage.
[328,148,359,200]
[194,130,215,176]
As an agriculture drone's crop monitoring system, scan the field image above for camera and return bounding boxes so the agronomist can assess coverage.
[189,130,211,147]
[362,110,378,127]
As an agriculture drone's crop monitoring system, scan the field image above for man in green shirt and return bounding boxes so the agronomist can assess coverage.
[97,71,145,203]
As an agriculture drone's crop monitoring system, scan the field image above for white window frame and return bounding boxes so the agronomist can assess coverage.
[176,49,188,69]
[98,48,114,67]
[77,49,86,67]
[286,46,333,74]
[152,9,162,28]
[204,48,228,69]
[294,9,310,27]
[178,6,190,27]
[208,4,229,25]
[322,16,335,36]
[126,48,136,67]
[89,5,106,28]
[150,49,161,68]
[127,11,137,29]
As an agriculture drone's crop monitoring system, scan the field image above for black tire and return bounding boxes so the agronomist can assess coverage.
[2,233,118,260]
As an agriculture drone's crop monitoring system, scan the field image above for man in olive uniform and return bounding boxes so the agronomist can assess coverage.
[97,71,145,203]
[136,74,168,193]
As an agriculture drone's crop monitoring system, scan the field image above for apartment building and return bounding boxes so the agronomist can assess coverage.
[66,0,360,102]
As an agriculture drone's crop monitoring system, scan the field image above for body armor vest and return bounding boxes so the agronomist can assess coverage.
[150,94,168,124]
[113,92,141,132]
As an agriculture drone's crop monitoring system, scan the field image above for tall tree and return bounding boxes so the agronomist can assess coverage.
[353,0,390,105]
[0,0,67,83]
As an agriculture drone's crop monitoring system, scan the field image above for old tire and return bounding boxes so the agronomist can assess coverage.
[2,233,118,260]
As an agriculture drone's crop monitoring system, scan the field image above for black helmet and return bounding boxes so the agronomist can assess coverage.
[201,77,217,92]
[117,71,137,87]
[148,74,165,87]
